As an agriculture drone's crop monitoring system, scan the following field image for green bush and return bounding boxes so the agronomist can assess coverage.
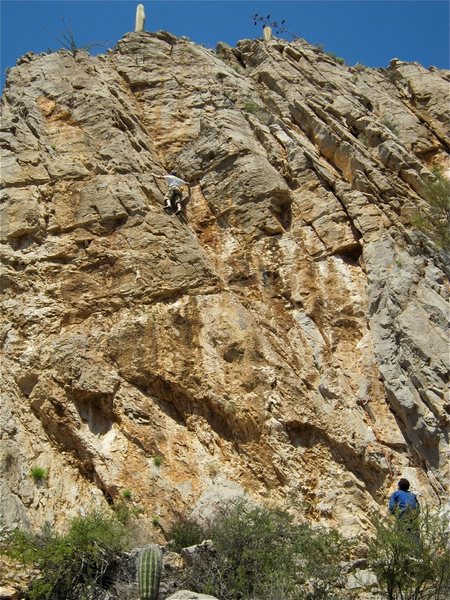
[113,500,133,524]
[151,515,160,528]
[184,499,297,598]
[413,167,450,249]
[2,511,130,600]
[153,456,163,467]
[243,101,262,114]
[181,499,353,599]
[367,508,450,599]
[320,49,346,64]
[293,525,352,599]
[112,498,143,526]
[167,517,206,553]
[30,467,47,482]
[382,118,400,135]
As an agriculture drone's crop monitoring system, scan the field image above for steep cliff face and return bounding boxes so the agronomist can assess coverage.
[1,31,449,535]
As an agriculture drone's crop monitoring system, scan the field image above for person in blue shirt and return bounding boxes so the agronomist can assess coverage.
[389,478,421,551]
[389,478,420,518]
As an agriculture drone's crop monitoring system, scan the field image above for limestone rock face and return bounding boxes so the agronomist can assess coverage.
[1,32,449,535]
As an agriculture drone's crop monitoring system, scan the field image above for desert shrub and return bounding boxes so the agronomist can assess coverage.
[184,499,297,598]
[359,132,369,145]
[367,507,450,599]
[243,101,262,114]
[331,54,346,65]
[153,455,163,467]
[167,517,207,553]
[181,499,353,599]
[2,511,129,600]
[112,499,136,525]
[151,515,161,528]
[1,448,16,471]
[293,525,352,599]
[30,466,47,481]
[382,118,400,135]
[242,101,271,125]
[413,167,450,249]
[54,17,103,56]
[317,47,346,64]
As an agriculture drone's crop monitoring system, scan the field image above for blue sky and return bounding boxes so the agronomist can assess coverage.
[1,1,449,90]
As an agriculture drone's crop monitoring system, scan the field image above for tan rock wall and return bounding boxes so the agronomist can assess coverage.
[1,32,448,535]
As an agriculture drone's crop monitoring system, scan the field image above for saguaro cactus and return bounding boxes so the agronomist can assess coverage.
[138,544,162,600]
[135,4,146,32]
[263,26,273,41]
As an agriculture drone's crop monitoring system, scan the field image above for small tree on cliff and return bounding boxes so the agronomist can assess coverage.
[413,167,450,250]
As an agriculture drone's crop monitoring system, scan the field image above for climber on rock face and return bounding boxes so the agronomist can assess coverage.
[151,170,190,215]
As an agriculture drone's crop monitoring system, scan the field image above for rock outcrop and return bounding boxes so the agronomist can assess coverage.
[166,593,218,600]
[1,31,449,536]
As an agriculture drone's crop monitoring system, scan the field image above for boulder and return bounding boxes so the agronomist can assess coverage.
[166,592,219,600]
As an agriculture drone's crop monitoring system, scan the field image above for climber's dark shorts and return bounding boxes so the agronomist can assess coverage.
[164,186,182,209]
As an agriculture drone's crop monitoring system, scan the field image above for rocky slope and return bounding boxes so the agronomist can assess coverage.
[1,31,449,537]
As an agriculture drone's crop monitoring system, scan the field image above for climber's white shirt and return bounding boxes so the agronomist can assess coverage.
[164,175,187,188]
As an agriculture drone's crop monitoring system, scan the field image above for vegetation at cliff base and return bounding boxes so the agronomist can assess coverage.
[176,499,352,599]
[2,500,449,599]
[168,515,206,552]
[367,508,450,600]
[2,511,129,600]
[171,500,449,599]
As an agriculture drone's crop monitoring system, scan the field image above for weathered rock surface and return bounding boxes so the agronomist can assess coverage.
[0,586,20,600]
[1,32,449,539]
[166,592,219,600]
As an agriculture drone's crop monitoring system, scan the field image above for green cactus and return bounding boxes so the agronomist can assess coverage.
[138,544,162,600]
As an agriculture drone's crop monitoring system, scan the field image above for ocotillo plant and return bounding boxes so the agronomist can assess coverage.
[252,14,300,41]
[135,4,146,32]
[138,544,162,600]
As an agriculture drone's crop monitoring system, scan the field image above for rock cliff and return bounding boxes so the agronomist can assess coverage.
[1,31,449,536]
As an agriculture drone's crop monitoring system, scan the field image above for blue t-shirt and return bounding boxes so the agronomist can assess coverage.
[389,490,419,516]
